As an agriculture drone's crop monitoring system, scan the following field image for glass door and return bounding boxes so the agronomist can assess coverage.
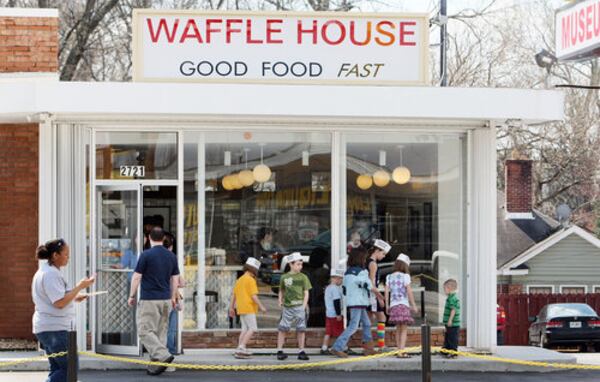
[95,185,141,356]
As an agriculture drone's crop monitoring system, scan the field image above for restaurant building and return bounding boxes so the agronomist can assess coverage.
[0,7,563,354]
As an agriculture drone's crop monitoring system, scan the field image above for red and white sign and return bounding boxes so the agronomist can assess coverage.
[556,0,600,60]
[132,10,429,85]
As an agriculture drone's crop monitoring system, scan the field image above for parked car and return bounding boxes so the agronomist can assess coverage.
[528,303,600,350]
[497,304,506,345]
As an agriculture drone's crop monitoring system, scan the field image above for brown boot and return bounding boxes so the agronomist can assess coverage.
[362,342,378,356]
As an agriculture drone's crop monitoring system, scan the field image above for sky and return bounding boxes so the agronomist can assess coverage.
[354,0,565,14]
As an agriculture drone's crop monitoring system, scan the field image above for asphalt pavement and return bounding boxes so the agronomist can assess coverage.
[4,369,600,381]
[79,370,600,381]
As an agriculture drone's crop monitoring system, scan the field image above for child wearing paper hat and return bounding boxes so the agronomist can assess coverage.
[229,257,266,359]
[276,252,312,361]
[321,268,345,354]
[385,253,418,358]
[366,239,391,351]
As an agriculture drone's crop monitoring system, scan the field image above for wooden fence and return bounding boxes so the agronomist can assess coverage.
[498,293,600,345]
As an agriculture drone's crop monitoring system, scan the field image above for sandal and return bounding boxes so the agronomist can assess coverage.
[396,352,412,358]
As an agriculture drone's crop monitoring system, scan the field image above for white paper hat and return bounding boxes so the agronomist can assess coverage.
[245,257,261,270]
[373,239,392,254]
[330,268,345,278]
[396,253,411,266]
[286,252,304,263]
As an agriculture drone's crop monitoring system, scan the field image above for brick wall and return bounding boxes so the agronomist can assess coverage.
[0,124,39,340]
[0,13,58,73]
[182,327,466,349]
[505,160,533,214]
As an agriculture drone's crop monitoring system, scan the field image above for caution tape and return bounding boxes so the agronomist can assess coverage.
[79,347,420,371]
[0,351,67,368]
[6,347,600,371]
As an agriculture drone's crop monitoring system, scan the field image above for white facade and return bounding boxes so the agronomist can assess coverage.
[0,80,563,352]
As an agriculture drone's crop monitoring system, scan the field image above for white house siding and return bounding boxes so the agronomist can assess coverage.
[511,233,600,292]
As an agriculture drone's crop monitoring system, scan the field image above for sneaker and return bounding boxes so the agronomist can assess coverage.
[166,366,176,372]
[298,351,310,361]
[277,351,288,360]
[346,347,359,355]
[331,349,348,358]
[320,349,331,355]
[147,355,174,376]
[234,351,251,359]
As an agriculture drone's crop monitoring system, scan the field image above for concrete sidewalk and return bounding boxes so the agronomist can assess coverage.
[0,346,576,373]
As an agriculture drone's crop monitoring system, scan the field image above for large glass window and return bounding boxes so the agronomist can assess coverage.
[184,131,332,329]
[345,133,465,326]
[95,132,178,180]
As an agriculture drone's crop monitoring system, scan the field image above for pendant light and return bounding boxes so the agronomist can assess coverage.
[238,148,255,187]
[356,154,373,190]
[222,175,233,191]
[392,145,411,184]
[253,143,272,183]
[373,150,390,187]
[229,173,243,189]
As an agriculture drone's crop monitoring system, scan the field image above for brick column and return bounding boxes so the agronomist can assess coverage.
[0,8,58,340]
[0,124,39,339]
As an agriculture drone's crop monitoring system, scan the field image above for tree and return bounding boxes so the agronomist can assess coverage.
[438,0,600,230]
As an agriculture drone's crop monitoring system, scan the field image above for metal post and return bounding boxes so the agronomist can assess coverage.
[440,0,448,87]
[421,290,425,320]
[421,318,432,382]
[67,330,77,382]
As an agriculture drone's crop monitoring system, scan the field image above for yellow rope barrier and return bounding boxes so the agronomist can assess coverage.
[4,347,600,371]
[0,351,68,368]
[436,348,600,370]
[79,347,420,371]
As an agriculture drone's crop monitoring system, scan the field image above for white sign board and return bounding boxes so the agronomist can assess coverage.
[555,0,600,60]
[132,10,429,85]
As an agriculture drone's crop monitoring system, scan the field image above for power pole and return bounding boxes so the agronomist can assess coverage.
[440,0,448,87]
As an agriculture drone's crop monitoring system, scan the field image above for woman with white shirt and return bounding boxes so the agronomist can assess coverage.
[32,239,95,382]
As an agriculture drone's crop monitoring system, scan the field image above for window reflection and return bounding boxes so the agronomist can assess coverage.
[95,132,178,180]
[184,132,332,329]
[346,134,464,325]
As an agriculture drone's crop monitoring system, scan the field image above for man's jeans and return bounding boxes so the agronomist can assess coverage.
[36,330,76,382]
[167,308,178,355]
[332,307,372,352]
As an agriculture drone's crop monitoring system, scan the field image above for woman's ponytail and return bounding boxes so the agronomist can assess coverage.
[36,239,66,264]
[36,245,51,260]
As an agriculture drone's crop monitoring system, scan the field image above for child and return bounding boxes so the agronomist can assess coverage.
[442,279,460,359]
[367,239,391,351]
[321,268,345,355]
[229,257,267,359]
[385,254,417,358]
[277,252,312,361]
[347,231,362,253]
[331,247,380,358]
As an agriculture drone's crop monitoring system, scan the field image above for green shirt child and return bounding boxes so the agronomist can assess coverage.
[443,292,460,327]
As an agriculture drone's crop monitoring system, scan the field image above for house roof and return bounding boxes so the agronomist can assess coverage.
[499,225,600,272]
[497,191,560,268]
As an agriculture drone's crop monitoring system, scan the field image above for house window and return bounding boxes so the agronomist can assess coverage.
[594,286,600,294]
[527,285,554,294]
[560,285,587,294]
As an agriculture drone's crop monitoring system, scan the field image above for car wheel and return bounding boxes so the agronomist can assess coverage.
[539,333,547,349]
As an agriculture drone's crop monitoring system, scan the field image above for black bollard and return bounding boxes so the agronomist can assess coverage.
[419,289,432,381]
[421,318,432,382]
[67,330,77,382]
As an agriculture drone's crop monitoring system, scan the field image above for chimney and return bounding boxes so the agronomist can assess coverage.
[0,8,59,78]
[505,159,534,219]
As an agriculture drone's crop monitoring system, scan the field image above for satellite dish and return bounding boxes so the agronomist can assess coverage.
[556,204,572,224]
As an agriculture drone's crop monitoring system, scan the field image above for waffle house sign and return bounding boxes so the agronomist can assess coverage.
[132,10,429,85]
